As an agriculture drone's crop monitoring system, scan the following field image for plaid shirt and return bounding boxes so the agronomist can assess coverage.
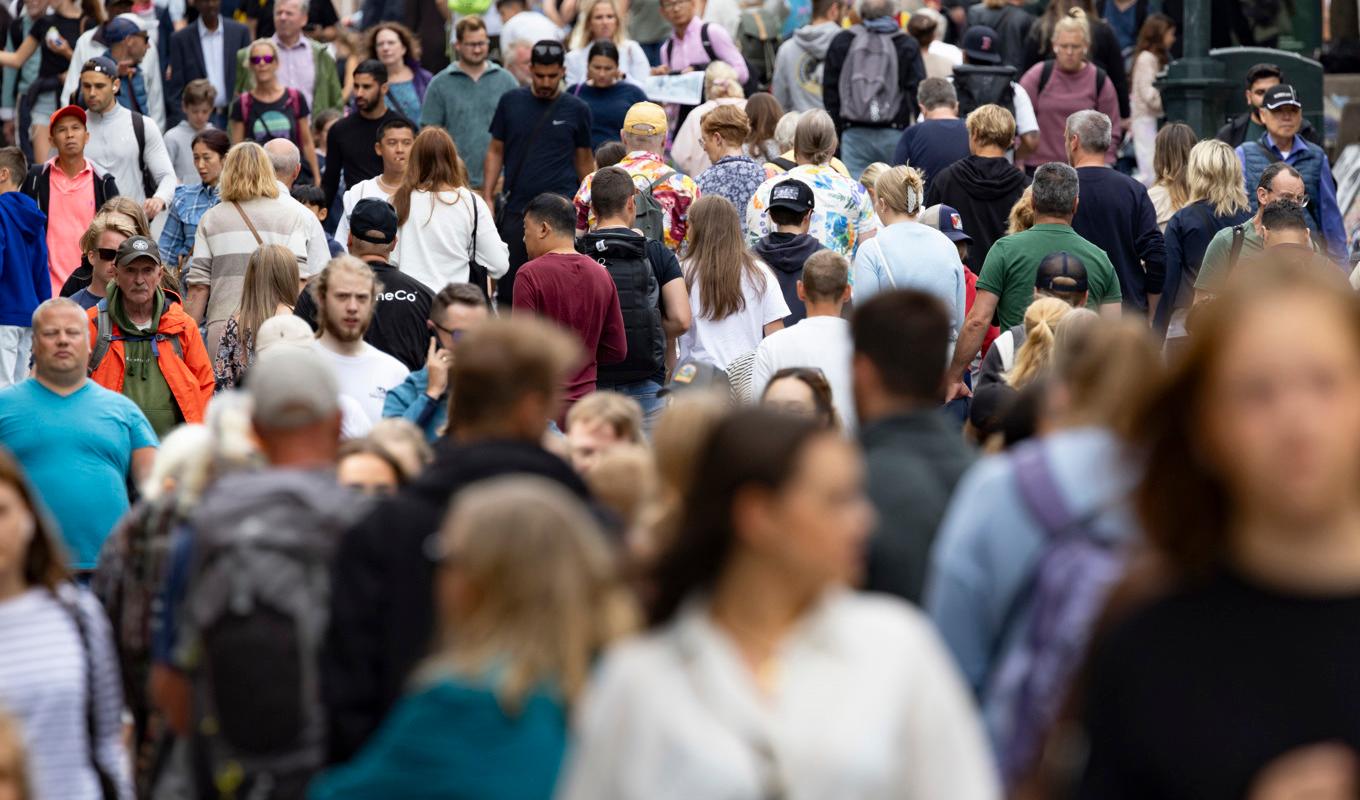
[574,151,699,252]
[159,182,220,269]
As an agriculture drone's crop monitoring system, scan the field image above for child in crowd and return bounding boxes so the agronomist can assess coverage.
[750,178,825,325]
[164,80,217,186]
[291,185,344,257]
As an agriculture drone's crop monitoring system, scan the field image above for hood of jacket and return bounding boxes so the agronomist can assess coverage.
[949,155,1029,202]
[753,232,824,275]
[0,191,46,247]
[792,21,842,59]
[578,226,648,262]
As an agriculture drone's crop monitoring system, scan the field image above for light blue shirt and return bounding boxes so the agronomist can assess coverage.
[853,219,967,339]
[0,379,157,568]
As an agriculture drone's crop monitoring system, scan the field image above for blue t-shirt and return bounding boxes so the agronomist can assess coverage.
[489,88,593,213]
[569,82,649,148]
[0,380,157,568]
[893,118,971,186]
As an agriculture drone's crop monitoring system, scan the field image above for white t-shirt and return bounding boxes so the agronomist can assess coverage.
[335,178,394,251]
[751,315,857,432]
[314,341,409,424]
[500,10,563,49]
[1012,82,1038,136]
[678,260,791,371]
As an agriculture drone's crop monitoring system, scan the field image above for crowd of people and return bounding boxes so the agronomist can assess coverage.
[0,0,1358,796]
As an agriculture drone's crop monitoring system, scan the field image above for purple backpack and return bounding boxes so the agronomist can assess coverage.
[989,442,1127,789]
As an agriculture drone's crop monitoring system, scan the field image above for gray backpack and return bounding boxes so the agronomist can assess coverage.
[837,25,902,124]
[180,469,367,799]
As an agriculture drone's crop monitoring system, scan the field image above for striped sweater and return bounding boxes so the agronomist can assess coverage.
[0,585,132,800]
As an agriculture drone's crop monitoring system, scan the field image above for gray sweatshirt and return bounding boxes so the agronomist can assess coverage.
[771,21,843,112]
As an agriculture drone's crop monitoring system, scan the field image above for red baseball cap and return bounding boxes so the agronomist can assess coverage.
[49,104,87,133]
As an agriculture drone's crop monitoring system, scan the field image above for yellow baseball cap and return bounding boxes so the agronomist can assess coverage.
[622,102,668,136]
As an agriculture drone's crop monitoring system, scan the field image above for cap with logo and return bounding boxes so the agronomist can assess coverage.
[82,55,119,79]
[919,204,972,243]
[103,14,147,45]
[349,198,399,245]
[1034,250,1088,293]
[49,104,86,132]
[115,235,162,268]
[961,25,1002,65]
[767,178,815,214]
[657,359,731,397]
[623,102,668,136]
[1261,84,1301,110]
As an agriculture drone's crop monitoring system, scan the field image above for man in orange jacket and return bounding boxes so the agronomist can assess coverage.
[87,235,214,435]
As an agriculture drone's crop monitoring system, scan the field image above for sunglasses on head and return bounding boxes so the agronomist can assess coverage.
[250,54,276,65]
[532,42,564,58]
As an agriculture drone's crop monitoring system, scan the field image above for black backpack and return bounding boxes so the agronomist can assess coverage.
[952,63,1017,118]
[579,229,664,383]
[1036,58,1108,101]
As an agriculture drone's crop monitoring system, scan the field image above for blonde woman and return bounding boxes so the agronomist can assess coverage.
[1155,139,1252,338]
[185,142,314,354]
[1008,186,1036,235]
[214,244,302,391]
[229,39,322,185]
[311,476,636,800]
[679,195,789,370]
[1005,296,1071,388]
[1018,8,1120,169]
[565,0,650,86]
[671,61,747,177]
[853,165,966,343]
[1146,122,1197,231]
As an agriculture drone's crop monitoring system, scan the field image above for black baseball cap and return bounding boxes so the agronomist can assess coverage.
[767,179,815,214]
[1035,251,1088,293]
[81,55,119,79]
[115,235,162,267]
[1262,84,1302,110]
[350,198,399,245]
[529,39,566,66]
[961,25,1002,65]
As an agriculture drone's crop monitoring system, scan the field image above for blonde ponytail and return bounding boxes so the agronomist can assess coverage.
[1007,297,1072,388]
[874,165,926,217]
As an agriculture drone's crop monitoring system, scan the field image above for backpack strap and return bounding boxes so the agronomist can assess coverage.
[1036,59,1055,97]
[1012,443,1074,538]
[770,155,796,171]
[131,110,147,190]
[1226,223,1247,275]
[1253,141,1283,165]
[699,22,718,65]
[1093,64,1107,99]
[89,299,112,375]
[647,170,674,195]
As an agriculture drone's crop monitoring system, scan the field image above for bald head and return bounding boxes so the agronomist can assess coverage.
[265,138,301,187]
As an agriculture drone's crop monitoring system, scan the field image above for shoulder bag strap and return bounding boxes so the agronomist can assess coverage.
[1226,224,1247,275]
[231,200,264,245]
[504,97,562,202]
[58,590,119,800]
[1253,141,1283,165]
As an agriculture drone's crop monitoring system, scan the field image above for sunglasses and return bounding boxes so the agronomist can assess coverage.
[531,42,564,58]
[430,321,466,340]
[94,247,118,262]
[250,54,276,65]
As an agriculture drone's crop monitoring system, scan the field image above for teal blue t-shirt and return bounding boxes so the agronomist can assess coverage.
[0,379,157,568]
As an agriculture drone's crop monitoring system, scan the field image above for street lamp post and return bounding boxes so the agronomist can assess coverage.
[1156,0,1232,138]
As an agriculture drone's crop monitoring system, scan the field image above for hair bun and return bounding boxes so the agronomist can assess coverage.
[1068,7,1086,19]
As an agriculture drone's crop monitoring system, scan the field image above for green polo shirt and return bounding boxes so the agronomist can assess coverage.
[976,223,1123,329]
[1194,221,1263,295]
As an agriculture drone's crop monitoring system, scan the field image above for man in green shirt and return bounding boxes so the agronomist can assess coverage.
[1194,161,1306,300]
[945,162,1121,399]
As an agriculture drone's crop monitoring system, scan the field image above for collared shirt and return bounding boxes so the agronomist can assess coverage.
[198,17,226,106]
[662,19,749,84]
[558,590,1000,800]
[273,34,316,108]
[159,181,220,267]
[1237,132,1347,260]
[45,158,97,297]
[746,163,878,258]
[573,151,699,251]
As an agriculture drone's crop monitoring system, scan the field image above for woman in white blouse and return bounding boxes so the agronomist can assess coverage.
[565,0,651,87]
[391,127,509,294]
[559,409,1001,800]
